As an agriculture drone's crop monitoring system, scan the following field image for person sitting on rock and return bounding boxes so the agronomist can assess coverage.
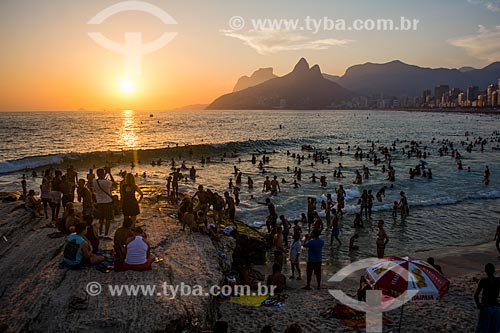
[63,203,80,234]
[24,189,42,217]
[123,227,151,271]
[62,223,104,267]
[266,263,286,294]
[113,218,136,263]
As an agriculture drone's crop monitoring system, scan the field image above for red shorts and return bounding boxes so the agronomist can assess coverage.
[123,259,152,271]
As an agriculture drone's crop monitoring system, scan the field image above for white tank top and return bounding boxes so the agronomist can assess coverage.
[125,236,148,265]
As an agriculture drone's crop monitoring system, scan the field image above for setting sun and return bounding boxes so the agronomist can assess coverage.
[119,79,136,95]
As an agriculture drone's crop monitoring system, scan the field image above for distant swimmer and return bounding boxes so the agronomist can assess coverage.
[353,213,362,228]
[336,185,346,216]
[494,219,500,257]
[483,166,490,185]
[376,186,387,202]
[353,170,362,185]
[189,166,196,179]
[247,176,254,189]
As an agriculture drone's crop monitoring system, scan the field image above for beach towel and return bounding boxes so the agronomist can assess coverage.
[260,294,288,308]
[95,249,114,273]
[58,249,114,273]
[229,295,268,306]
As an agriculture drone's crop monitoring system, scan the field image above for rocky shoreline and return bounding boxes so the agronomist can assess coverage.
[0,190,268,332]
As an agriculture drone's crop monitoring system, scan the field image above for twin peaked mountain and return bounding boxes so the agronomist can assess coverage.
[207,58,355,110]
[206,58,500,110]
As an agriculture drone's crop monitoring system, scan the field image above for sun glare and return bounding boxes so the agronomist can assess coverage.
[119,80,136,94]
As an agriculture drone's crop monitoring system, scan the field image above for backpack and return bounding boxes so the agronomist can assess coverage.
[63,239,80,261]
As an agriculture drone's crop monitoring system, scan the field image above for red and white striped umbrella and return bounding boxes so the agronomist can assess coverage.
[365,256,450,302]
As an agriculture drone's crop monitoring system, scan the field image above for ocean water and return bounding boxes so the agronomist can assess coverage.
[1,109,499,259]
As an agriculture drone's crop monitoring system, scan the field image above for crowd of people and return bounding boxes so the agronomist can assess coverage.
[21,165,152,271]
[17,129,499,332]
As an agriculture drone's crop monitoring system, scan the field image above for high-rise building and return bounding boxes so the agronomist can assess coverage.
[466,86,479,102]
[458,92,465,106]
[487,84,494,106]
[492,91,498,107]
[422,89,431,100]
[434,85,449,106]
[478,94,485,108]
[449,88,461,99]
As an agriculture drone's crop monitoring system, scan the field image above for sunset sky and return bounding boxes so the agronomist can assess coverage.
[0,0,499,111]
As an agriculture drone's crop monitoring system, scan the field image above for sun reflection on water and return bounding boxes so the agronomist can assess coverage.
[120,109,139,149]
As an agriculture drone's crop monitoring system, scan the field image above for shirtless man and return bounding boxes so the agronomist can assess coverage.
[66,166,78,201]
[353,170,362,185]
[192,185,209,214]
[474,263,500,332]
[189,166,196,180]
[77,179,93,218]
[273,226,286,268]
[245,176,253,189]
[307,197,316,232]
[325,193,334,228]
[224,191,238,229]
[336,185,346,216]
[270,176,281,196]
[86,169,95,190]
[259,198,277,233]
[263,176,271,193]
[170,168,182,197]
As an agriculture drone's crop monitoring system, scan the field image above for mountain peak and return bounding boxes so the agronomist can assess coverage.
[293,58,310,73]
[233,67,278,92]
[310,64,322,76]
[482,62,500,72]
[208,58,356,110]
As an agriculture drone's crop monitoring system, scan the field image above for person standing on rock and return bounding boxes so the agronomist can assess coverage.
[224,191,238,229]
[259,198,277,233]
[273,226,286,269]
[93,168,115,238]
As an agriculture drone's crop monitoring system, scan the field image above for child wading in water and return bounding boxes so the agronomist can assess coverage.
[392,201,398,218]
